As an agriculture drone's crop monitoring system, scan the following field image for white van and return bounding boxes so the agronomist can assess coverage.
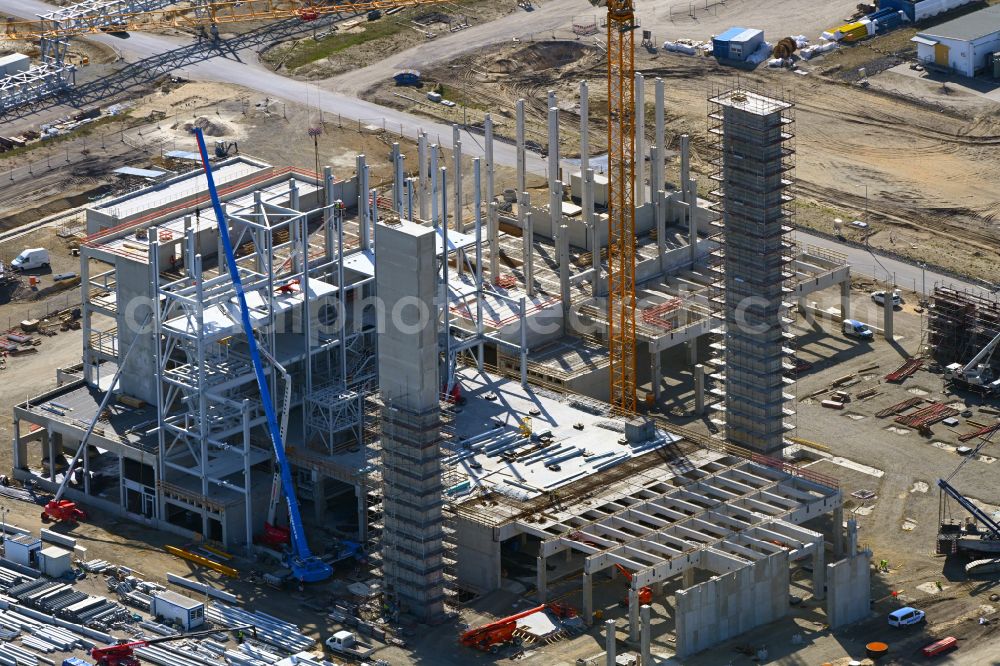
[11,248,50,271]
[888,606,925,627]
[842,319,874,341]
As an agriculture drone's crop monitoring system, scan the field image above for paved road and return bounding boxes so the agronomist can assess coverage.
[7,0,991,300]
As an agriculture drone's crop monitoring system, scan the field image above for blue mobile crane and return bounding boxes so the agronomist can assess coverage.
[192,128,332,583]
[936,427,1000,556]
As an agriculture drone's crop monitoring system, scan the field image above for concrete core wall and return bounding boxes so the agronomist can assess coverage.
[675,550,789,657]
[826,551,872,629]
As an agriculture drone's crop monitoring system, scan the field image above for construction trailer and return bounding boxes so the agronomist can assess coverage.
[150,591,205,630]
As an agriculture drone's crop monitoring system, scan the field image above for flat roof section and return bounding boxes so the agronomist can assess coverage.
[443,368,684,501]
[163,278,338,341]
[709,89,792,116]
[916,4,1000,42]
[91,157,269,222]
[17,379,158,454]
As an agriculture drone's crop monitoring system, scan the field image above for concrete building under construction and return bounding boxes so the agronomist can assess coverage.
[11,84,870,646]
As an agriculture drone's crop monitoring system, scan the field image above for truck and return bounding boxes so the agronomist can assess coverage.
[325,630,375,660]
[842,319,874,341]
[11,248,50,271]
[945,330,1000,395]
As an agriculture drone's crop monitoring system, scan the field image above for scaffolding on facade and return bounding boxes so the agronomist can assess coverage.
[928,286,1000,367]
[706,85,797,454]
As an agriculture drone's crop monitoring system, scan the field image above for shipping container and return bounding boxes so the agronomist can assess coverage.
[878,0,974,22]
[0,53,31,77]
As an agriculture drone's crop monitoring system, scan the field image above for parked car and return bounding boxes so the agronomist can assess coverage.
[11,248,50,271]
[871,290,902,308]
[888,606,925,627]
[842,319,874,341]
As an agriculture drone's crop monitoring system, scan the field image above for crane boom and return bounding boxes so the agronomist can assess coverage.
[5,0,453,40]
[605,0,638,413]
[937,479,1000,539]
[192,127,330,583]
[962,330,1000,374]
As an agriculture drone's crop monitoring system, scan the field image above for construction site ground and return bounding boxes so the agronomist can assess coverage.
[365,33,1000,285]
[0,222,997,664]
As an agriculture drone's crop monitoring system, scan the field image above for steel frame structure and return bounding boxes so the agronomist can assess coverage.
[0,64,75,113]
[150,178,368,546]
[606,1,638,413]
[6,0,456,39]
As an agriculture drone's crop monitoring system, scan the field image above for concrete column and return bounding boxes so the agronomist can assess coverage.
[654,77,665,204]
[656,189,667,272]
[687,177,699,265]
[516,99,526,197]
[833,506,844,558]
[323,166,335,257]
[583,572,594,624]
[431,146,439,228]
[392,142,404,215]
[585,168,599,296]
[640,604,652,665]
[688,338,698,364]
[797,297,808,316]
[682,567,695,588]
[356,482,368,542]
[652,348,662,401]
[559,223,570,320]
[883,295,894,340]
[580,80,589,171]
[605,619,616,666]
[485,114,495,206]
[840,280,851,321]
[548,105,561,253]
[680,134,690,201]
[522,192,534,296]
[453,124,463,233]
[485,114,496,280]
[537,556,547,602]
[520,297,528,387]
[313,475,327,523]
[418,132,429,220]
[628,588,639,642]
[488,202,499,282]
[695,364,706,415]
[635,72,646,206]
[357,155,370,251]
[848,518,858,555]
[813,544,826,601]
[82,439,90,495]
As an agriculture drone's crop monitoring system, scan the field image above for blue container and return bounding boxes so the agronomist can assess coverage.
[713,27,765,61]
[877,0,915,22]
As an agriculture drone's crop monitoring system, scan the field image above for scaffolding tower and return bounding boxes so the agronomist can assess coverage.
[929,286,1000,367]
[707,87,797,454]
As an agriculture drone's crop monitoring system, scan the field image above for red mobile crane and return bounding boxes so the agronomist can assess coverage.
[614,563,652,605]
[459,603,576,653]
[91,625,255,666]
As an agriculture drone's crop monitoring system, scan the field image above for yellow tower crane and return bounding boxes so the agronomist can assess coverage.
[603,1,638,413]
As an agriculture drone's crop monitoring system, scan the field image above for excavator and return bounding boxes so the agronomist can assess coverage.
[614,563,652,606]
[459,603,576,653]
[91,625,255,666]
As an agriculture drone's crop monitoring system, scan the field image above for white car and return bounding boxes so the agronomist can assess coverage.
[871,290,901,308]
[888,607,925,627]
